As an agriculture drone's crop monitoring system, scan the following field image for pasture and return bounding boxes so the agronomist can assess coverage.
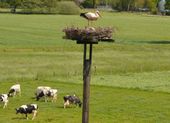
[0,12,170,122]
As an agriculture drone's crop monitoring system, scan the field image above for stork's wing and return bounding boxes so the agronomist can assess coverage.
[85,12,97,18]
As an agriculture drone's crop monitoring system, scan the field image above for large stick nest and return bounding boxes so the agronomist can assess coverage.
[63,27,115,43]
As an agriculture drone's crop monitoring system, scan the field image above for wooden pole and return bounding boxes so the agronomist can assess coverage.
[82,43,93,123]
[93,0,96,8]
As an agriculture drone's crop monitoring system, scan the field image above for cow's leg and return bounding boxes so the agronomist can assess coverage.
[13,91,16,97]
[51,97,54,103]
[3,102,6,109]
[3,100,8,109]
[26,114,28,120]
[55,95,57,102]
[52,95,57,103]
[19,90,21,96]
[44,96,47,102]
[64,102,66,109]
[32,110,37,120]
[64,100,69,108]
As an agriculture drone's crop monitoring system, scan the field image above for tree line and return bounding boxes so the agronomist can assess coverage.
[83,0,170,13]
[0,0,59,13]
[0,0,81,14]
[0,0,170,14]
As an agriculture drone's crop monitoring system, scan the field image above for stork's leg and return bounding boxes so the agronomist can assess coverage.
[92,21,95,27]
[88,20,89,26]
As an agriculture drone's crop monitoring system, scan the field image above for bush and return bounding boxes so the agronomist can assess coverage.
[20,0,58,14]
[150,7,157,14]
[165,0,170,9]
[57,1,80,15]
[3,0,80,14]
[147,0,158,14]
[0,2,9,8]
[81,0,94,8]
[21,7,57,14]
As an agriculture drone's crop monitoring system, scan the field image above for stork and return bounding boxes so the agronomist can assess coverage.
[80,10,101,26]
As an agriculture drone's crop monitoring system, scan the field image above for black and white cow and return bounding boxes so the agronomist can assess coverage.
[35,86,51,102]
[15,104,38,120]
[8,84,21,97]
[63,95,82,108]
[35,86,58,102]
[47,89,58,102]
[0,94,9,108]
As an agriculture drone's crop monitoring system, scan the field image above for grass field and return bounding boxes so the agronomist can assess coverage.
[1,81,170,123]
[0,12,170,122]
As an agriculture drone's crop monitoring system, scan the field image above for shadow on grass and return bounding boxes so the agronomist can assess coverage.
[0,12,10,14]
[56,106,64,109]
[11,117,26,120]
[31,97,36,99]
[146,40,170,44]
[56,105,81,109]
[132,40,170,44]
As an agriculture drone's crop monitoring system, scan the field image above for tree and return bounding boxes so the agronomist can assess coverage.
[165,0,170,9]
[158,0,166,13]
[81,0,100,8]
[0,0,9,8]
[7,0,22,13]
[146,0,158,14]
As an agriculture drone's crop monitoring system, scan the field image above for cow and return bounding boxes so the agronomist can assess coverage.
[8,84,21,97]
[15,104,38,120]
[47,89,58,102]
[0,94,9,108]
[63,95,82,108]
[35,86,51,102]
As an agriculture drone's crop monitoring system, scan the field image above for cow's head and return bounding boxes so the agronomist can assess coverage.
[74,96,82,108]
[0,97,3,102]
[8,89,15,97]
[15,108,20,114]
[36,91,44,101]
[36,96,40,101]
[78,101,82,108]
[47,91,52,97]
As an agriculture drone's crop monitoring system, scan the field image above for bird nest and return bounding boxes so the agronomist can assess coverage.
[63,27,114,44]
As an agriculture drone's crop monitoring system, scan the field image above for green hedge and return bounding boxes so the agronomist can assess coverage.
[21,7,58,14]
[20,1,80,14]
[0,2,9,8]
[57,1,80,15]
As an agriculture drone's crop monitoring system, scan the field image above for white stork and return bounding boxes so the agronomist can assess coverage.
[80,10,101,26]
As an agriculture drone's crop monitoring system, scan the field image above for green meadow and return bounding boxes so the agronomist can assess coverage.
[0,12,170,123]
